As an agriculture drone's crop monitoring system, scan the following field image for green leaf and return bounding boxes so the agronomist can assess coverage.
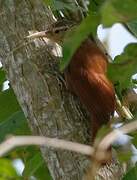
[127,19,137,38]
[123,166,137,180]
[23,153,43,176]
[23,152,51,179]
[0,88,29,142]
[60,12,100,71]
[117,150,132,163]
[108,43,137,91]
[0,111,29,142]
[101,0,137,26]
[0,89,21,122]
[0,158,20,179]
[34,164,52,180]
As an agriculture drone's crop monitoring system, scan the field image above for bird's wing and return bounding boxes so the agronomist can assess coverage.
[71,70,115,124]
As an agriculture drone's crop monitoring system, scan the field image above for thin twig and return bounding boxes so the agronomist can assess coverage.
[116,95,133,120]
[86,120,137,179]
[99,119,137,151]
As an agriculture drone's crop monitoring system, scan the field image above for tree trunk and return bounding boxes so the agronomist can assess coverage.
[0,0,123,179]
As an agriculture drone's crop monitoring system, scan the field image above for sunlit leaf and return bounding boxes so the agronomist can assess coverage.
[0,158,20,179]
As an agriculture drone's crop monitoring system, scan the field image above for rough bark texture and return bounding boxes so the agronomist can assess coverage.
[0,0,123,179]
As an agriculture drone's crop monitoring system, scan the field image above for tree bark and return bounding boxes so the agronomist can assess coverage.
[0,0,123,179]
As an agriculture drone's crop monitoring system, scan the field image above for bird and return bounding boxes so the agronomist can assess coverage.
[64,35,116,165]
[65,37,116,142]
[29,20,116,144]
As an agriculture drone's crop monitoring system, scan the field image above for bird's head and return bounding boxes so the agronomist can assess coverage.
[27,20,76,44]
[45,20,76,44]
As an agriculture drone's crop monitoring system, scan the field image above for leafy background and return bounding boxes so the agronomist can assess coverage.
[0,68,51,179]
[1,0,137,179]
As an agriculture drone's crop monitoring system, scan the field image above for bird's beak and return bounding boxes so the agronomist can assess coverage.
[26,30,50,39]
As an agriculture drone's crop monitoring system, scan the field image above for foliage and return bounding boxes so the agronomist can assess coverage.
[22,148,51,180]
[0,158,20,179]
[101,0,137,26]
[127,19,137,38]
[60,12,100,71]
[1,0,137,179]
[123,165,137,180]
[0,68,51,179]
[42,0,137,179]
[108,43,137,95]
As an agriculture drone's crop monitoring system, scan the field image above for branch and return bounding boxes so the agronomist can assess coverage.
[0,136,93,157]
[85,120,137,179]
[99,119,137,151]
[0,120,136,180]
[89,119,137,164]
[0,119,137,158]
[0,120,137,159]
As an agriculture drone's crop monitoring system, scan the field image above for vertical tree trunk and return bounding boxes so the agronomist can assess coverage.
[0,0,123,179]
[0,0,90,179]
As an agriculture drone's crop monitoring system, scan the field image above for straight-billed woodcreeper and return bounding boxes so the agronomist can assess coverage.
[42,21,116,142]
[65,38,116,141]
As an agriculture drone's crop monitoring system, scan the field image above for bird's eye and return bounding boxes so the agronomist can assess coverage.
[54,30,59,34]
[64,28,67,31]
